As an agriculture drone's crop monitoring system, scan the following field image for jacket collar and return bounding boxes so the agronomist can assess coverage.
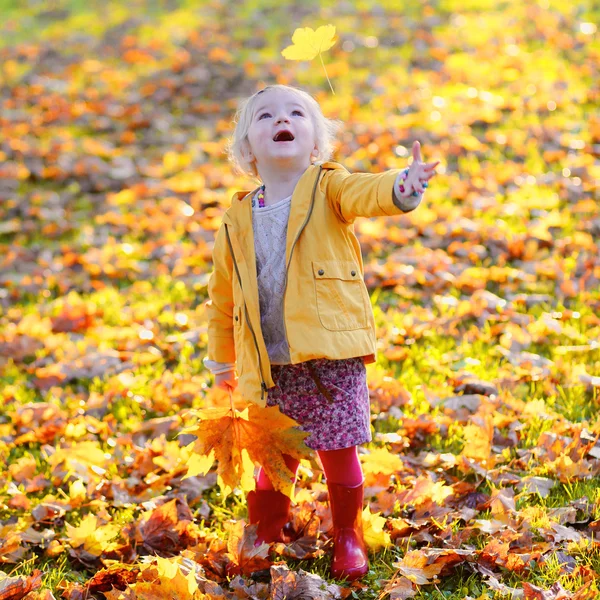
[221,165,321,229]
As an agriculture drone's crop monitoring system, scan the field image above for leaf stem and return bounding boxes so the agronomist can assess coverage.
[319,52,335,95]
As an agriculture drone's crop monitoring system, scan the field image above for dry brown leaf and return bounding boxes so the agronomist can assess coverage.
[224,521,272,577]
[0,571,42,600]
[269,564,348,599]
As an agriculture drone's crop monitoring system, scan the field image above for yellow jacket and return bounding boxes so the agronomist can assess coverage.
[205,162,412,406]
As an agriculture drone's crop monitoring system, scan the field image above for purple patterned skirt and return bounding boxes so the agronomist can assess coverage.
[266,357,372,451]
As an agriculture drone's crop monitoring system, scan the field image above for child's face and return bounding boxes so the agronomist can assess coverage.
[244,89,317,174]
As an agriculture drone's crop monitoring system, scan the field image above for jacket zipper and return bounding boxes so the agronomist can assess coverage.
[282,166,323,355]
[280,167,334,403]
[224,224,268,401]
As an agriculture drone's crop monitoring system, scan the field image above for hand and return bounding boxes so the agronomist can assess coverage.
[215,370,238,391]
[399,141,440,197]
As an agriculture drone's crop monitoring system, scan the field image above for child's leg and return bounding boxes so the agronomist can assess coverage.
[255,454,300,490]
[248,453,300,545]
[317,446,363,486]
[319,445,368,581]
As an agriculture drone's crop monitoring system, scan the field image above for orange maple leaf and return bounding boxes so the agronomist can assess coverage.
[181,403,311,497]
[393,550,444,585]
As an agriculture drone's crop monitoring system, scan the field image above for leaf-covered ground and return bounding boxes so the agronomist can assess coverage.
[1,1,599,598]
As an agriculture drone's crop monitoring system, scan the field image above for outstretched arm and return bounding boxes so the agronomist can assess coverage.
[323,141,439,223]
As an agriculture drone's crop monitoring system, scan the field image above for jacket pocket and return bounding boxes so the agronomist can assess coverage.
[312,260,369,331]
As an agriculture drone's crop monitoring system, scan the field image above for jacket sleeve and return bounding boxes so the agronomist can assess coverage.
[205,222,236,364]
[321,164,419,224]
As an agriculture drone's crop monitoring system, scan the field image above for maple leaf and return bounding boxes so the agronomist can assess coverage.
[381,575,417,600]
[225,521,272,576]
[393,550,444,585]
[362,505,391,551]
[523,581,573,599]
[45,441,108,478]
[83,567,139,597]
[153,557,200,598]
[281,25,337,94]
[269,564,347,599]
[461,415,494,465]
[361,447,404,477]
[0,570,43,600]
[181,404,311,497]
[243,403,312,495]
[135,497,196,555]
[66,514,120,557]
[281,25,336,60]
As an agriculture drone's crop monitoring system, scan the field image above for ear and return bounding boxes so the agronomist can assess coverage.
[241,139,254,162]
[311,146,319,159]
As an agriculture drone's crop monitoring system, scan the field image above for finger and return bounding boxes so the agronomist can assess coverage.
[423,161,440,170]
[418,167,437,178]
[412,140,422,163]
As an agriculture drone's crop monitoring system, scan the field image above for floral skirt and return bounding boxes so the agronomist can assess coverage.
[266,356,372,451]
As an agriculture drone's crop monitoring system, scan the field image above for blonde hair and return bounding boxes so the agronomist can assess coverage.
[227,84,342,179]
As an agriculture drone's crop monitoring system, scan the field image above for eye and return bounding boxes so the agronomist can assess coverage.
[292,110,304,116]
[258,112,271,120]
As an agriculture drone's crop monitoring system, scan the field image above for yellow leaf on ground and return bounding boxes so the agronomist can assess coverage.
[362,506,391,551]
[153,557,199,598]
[65,514,120,556]
[361,447,404,476]
[461,416,494,464]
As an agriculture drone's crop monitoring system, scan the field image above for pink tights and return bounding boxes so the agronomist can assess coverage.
[255,446,363,490]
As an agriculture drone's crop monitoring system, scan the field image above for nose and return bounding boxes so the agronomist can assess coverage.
[275,113,290,125]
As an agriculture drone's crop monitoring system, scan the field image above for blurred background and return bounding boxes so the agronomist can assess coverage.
[1,0,598,372]
[1,1,600,596]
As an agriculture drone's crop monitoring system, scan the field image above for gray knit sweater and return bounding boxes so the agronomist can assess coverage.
[251,193,293,364]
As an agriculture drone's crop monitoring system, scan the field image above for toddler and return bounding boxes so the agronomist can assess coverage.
[203,84,438,581]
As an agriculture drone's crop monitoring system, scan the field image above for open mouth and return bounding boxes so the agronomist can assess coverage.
[273,130,295,142]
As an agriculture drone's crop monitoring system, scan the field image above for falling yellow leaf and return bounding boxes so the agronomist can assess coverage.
[281,24,337,94]
[461,416,494,464]
[281,25,337,60]
[46,441,108,476]
[155,557,199,597]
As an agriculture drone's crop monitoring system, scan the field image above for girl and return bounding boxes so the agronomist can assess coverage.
[203,84,438,581]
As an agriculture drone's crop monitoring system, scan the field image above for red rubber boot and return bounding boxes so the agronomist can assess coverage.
[327,479,369,581]
[246,489,291,545]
